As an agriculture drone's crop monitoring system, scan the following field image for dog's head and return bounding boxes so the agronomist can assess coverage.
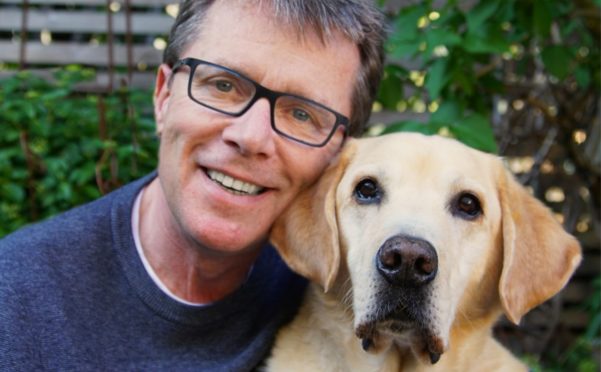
[270,133,581,364]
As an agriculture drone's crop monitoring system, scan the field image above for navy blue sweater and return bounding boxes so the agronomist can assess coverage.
[0,174,307,371]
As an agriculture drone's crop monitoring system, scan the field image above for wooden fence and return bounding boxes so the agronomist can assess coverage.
[0,0,175,90]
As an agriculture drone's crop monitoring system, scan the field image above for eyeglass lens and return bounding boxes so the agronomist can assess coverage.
[188,62,338,145]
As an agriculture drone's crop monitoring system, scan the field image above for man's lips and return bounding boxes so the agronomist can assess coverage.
[205,169,266,196]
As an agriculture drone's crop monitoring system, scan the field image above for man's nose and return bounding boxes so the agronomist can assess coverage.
[222,98,276,157]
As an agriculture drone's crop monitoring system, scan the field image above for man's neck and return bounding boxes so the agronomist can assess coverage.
[138,179,261,304]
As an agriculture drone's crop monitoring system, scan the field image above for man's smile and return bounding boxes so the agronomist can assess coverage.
[206,169,265,196]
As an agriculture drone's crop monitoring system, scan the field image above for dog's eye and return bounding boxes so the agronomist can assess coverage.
[354,178,381,204]
[453,192,482,219]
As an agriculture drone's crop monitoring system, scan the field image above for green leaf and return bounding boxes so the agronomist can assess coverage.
[387,5,426,57]
[387,42,422,58]
[117,144,136,159]
[377,65,407,109]
[430,100,462,124]
[466,0,500,34]
[541,46,573,80]
[390,5,425,41]
[381,120,441,136]
[533,0,552,37]
[58,182,73,201]
[2,183,25,202]
[424,27,462,58]
[463,31,511,54]
[70,163,96,185]
[449,114,497,153]
[495,0,516,24]
[23,101,37,121]
[41,89,70,102]
[425,58,449,100]
[574,67,591,89]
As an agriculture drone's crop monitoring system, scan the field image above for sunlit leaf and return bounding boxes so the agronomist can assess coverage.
[377,65,407,109]
[425,58,449,100]
[430,100,462,124]
[449,114,497,153]
[424,28,462,58]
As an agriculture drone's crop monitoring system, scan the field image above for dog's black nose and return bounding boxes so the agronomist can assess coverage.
[376,235,438,286]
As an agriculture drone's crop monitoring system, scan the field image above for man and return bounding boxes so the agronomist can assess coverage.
[0,0,385,370]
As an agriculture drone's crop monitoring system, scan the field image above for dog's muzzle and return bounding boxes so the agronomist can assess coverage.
[357,234,442,364]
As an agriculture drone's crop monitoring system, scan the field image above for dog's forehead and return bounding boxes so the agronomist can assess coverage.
[349,133,496,182]
[357,133,482,164]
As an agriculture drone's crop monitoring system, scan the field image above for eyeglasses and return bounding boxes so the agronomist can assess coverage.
[171,58,349,147]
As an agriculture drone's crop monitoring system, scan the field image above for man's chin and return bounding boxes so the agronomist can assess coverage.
[193,234,267,256]
[185,215,268,250]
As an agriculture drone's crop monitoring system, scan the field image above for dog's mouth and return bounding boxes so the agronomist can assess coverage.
[355,318,444,364]
[353,284,444,365]
[351,234,444,364]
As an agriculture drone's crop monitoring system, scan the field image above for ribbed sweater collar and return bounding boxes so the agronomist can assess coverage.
[109,172,276,327]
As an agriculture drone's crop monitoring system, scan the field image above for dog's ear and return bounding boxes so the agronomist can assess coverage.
[270,140,356,292]
[498,166,582,324]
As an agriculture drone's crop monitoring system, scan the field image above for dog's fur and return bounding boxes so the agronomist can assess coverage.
[266,133,582,371]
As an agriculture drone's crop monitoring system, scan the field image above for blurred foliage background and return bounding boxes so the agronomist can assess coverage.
[0,68,158,235]
[0,0,599,370]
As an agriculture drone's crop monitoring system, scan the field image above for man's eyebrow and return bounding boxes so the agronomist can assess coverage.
[209,57,335,107]
[209,58,252,77]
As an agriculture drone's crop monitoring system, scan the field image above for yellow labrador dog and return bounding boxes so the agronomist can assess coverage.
[266,133,581,371]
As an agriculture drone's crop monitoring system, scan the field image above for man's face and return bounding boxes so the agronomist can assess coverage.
[153,1,360,254]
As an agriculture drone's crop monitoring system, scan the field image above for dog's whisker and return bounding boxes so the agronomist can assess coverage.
[341,278,354,306]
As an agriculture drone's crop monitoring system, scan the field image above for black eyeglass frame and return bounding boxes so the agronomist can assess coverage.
[171,57,349,147]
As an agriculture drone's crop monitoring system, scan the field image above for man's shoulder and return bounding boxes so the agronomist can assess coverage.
[0,173,155,275]
[2,197,109,249]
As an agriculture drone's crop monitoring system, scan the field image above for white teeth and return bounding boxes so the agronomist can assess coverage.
[206,169,263,195]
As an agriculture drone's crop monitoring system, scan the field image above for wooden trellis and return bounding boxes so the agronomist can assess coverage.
[0,0,176,90]
[0,0,176,193]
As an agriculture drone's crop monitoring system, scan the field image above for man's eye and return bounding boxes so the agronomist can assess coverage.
[215,80,233,92]
[292,108,310,122]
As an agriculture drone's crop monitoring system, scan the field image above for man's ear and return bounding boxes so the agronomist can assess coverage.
[153,64,173,136]
[270,140,357,292]
[498,165,582,324]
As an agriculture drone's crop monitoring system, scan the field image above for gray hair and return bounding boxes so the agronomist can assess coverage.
[163,0,386,137]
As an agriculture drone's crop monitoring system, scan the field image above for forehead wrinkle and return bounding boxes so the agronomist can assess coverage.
[190,1,356,110]
[207,49,349,112]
